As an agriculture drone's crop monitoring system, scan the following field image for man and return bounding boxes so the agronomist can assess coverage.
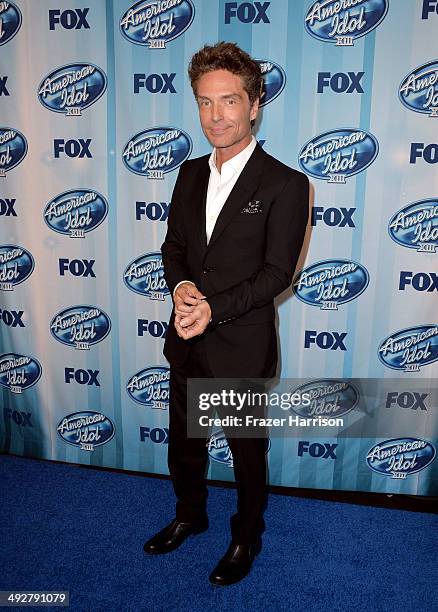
[143,42,309,586]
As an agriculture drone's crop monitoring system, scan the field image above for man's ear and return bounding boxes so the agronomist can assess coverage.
[250,97,259,123]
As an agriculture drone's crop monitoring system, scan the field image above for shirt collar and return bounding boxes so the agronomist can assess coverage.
[208,135,257,178]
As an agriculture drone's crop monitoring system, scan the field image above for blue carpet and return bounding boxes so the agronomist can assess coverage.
[0,455,437,612]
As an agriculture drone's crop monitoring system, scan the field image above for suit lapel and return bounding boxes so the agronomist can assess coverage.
[207,144,266,250]
[191,158,210,251]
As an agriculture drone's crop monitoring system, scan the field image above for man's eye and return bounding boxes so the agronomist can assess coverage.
[227,99,236,105]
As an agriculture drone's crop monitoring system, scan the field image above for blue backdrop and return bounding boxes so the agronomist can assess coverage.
[1,0,437,495]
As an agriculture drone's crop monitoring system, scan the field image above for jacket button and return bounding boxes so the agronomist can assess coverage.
[203,267,212,274]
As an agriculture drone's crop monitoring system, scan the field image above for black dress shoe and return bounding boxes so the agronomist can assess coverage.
[143,518,208,555]
[209,538,262,586]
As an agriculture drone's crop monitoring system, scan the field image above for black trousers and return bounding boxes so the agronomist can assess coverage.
[167,337,268,545]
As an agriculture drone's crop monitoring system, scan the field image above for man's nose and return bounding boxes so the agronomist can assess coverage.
[211,102,223,122]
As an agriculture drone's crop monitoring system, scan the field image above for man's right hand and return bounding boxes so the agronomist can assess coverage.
[173,282,205,317]
[173,282,207,340]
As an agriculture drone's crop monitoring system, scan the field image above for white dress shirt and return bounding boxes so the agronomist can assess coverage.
[173,136,257,296]
[205,135,257,243]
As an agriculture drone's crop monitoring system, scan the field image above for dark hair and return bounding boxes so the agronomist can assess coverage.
[188,41,263,105]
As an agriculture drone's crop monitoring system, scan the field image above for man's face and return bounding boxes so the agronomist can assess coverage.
[195,69,259,159]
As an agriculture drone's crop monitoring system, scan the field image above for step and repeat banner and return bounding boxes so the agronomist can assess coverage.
[1,0,437,495]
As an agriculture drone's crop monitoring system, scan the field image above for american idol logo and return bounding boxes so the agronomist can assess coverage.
[388,199,438,254]
[44,189,108,238]
[207,430,270,468]
[37,63,107,117]
[293,259,369,310]
[378,324,438,372]
[257,60,286,107]
[305,0,388,46]
[57,411,115,451]
[126,366,169,409]
[0,245,34,291]
[0,1,21,46]
[120,0,195,49]
[399,61,438,118]
[122,127,192,179]
[366,438,436,479]
[0,353,42,394]
[124,252,169,300]
[299,128,378,183]
[0,128,27,176]
[289,379,359,418]
[50,305,111,350]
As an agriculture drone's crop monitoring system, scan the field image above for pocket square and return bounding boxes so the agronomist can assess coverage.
[240,200,263,214]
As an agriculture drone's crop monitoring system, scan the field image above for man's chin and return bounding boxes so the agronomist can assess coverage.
[207,136,231,148]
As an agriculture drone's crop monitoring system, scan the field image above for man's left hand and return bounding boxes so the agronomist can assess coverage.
[175,300,211,339]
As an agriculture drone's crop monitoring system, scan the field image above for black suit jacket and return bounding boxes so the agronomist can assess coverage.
[161,143,309,378]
